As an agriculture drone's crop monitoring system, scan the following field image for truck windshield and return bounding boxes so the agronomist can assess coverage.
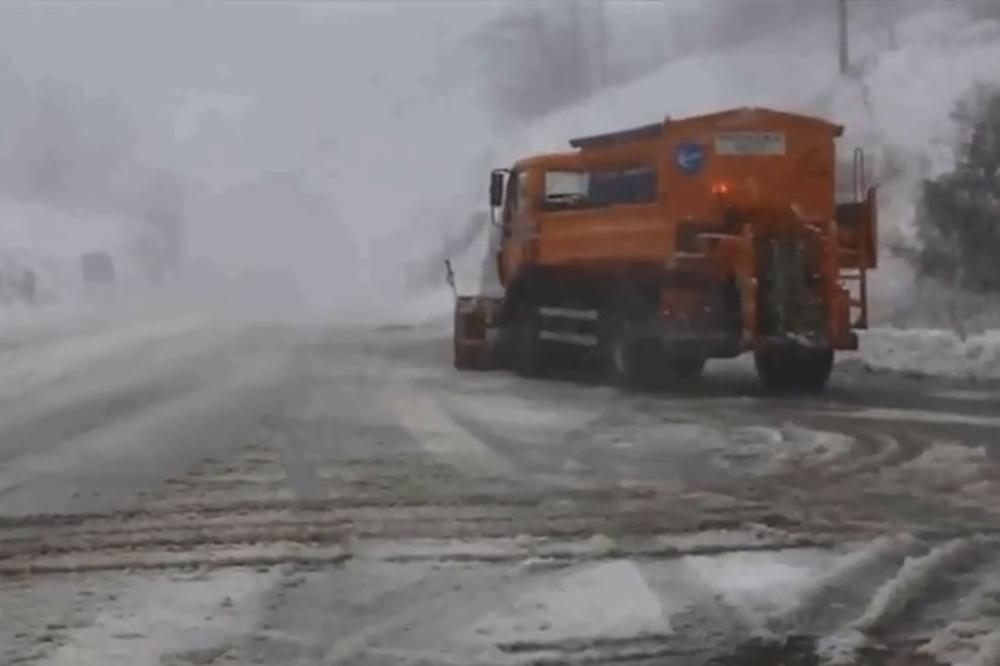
[543,167,656,209]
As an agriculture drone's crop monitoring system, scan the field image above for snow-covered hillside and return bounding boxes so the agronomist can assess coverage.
[447,1,1000,309]
[0,196,140,311]
[428,2,1000,379]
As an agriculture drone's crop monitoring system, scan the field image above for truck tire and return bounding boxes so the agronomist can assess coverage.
[669,355,706,380]
[493,326,515,370]
[606,335,639,388]
[604,318,663,390]
[632,351,706,389]
[513,304,545,377]
[754,346,833,391]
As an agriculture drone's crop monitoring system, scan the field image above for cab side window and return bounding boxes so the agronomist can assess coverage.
[543,166,657,209]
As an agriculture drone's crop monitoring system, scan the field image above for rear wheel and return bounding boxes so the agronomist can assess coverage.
[493,325,515,370]
[754,345,833,391]
[608,343,706,391]
[667,354,706,380]
[603,315,668,390]
[606,336,643,389]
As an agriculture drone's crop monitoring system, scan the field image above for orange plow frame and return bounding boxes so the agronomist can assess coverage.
[453,296,503,370]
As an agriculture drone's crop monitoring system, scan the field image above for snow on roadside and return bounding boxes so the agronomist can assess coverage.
[853,539,977,634]
[0,314,213,402]
[873,441,1000,511]
[775,534,916,624]
[467,543,845,653]
[680,548,837,627]
[851,327,1000,381]
[0,196,139,308]
[35,568,278,666]
[895,442,990,489]
[917,558,1000,666]
[471,559,672,645]
[970,631,1000,666]
[818,538,981,664]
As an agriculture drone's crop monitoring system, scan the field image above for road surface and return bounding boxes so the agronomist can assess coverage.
[1,304,999,665]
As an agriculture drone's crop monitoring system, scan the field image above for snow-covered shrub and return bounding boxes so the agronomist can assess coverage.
[912,85,1000,293]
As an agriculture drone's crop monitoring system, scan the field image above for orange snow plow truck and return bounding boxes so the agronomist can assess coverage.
[452,107,877,390]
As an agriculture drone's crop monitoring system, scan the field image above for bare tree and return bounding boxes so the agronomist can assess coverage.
[4,81,135,209]
[911,86,1000,301]
[130,170,186,282]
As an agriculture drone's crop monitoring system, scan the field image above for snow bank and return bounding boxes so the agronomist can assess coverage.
[776,534,915,622]
[919,570,1000,666]
[819,538,980,664]
[853,539,976,633]
[681,549,834,624]
[854,327,1000,380]
[970,631,1000,666]
[0,194,147,327]
[896,442,991,488]
[0,313,212,402]
[471,559,671,645]
[875,441,1000,508]
[37,568,278,666]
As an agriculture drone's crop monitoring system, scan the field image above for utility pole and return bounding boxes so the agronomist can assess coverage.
[838,0,849,75]
[566,0,589,96]
[887,1,899,50]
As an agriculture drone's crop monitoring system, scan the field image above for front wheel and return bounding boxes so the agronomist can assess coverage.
[603,312,645,389]
[754,346,833,391]
[604,322,672,391]
[513,304,545,378]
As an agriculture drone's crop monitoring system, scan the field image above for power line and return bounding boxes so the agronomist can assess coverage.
[838,0,849,75]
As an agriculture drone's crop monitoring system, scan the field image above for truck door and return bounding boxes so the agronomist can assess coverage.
[499,170,532,284]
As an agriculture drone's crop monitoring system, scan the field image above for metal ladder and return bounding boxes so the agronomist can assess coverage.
[838,147,869,329]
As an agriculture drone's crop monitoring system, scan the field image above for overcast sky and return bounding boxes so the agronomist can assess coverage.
[0,2,501,187]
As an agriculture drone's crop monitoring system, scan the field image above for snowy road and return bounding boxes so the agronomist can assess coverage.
[2,309,1000,665]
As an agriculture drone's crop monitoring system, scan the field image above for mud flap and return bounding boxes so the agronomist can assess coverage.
[698,230,758,344]
[453,296,503,370]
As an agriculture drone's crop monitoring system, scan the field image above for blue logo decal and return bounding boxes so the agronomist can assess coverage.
[676,142,705,175]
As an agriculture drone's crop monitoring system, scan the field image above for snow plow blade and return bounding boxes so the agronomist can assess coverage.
[453,296,503,370]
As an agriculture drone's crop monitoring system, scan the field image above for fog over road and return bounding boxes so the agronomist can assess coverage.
[3,304,1000,665]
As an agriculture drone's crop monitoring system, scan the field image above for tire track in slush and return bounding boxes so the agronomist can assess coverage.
[0,376,826,577]
[6,379,991,578]
[381,388,516,477]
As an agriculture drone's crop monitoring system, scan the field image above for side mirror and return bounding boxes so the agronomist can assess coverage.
[489,171,505,208]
